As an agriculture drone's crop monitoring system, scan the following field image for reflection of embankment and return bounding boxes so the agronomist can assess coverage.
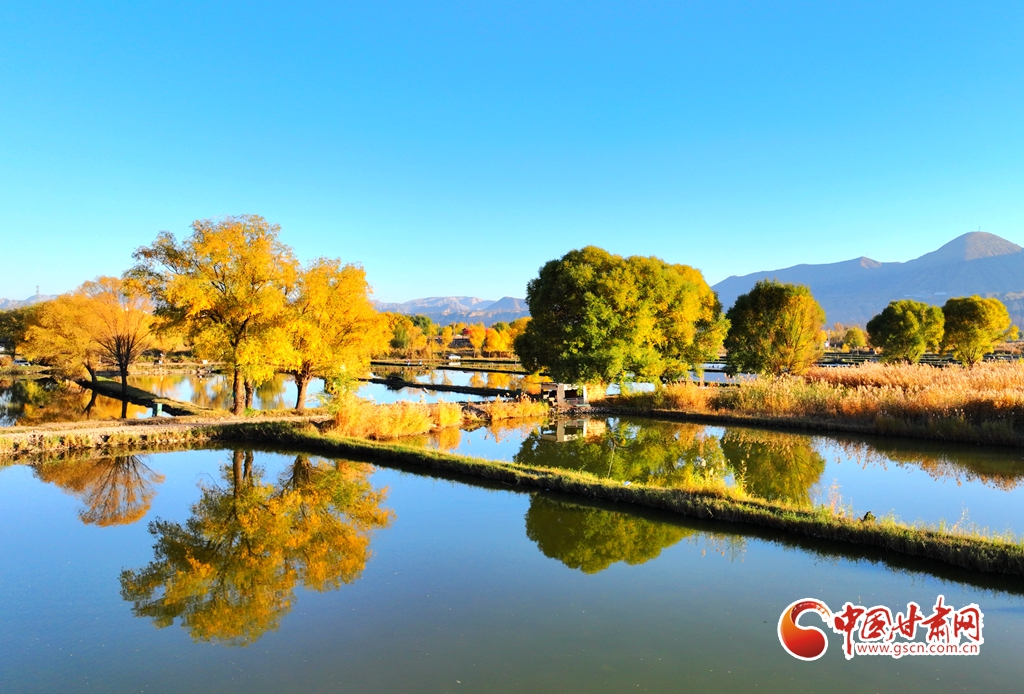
[119,451,393,646]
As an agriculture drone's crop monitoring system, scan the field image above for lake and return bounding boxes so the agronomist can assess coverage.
[1,446,1021,692]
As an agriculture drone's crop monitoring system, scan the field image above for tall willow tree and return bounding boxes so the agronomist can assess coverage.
[724,280,825,375]
[285,259,388,409]
[514,246,728,384]
[130,215,299,414]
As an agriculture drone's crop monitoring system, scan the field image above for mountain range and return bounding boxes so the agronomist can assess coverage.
[373,296,529,326]
[0,293,57,311]
[712,232,1024,327]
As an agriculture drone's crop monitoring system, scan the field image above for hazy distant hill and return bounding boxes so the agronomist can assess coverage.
[712,232,1024,326]
[0,293,57,310]
[374,296,529,326]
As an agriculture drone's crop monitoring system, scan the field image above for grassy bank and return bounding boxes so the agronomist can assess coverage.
[4,417,1023,577]
[600,362,1024,447]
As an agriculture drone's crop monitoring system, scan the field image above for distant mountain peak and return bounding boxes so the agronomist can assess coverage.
[922,231,1023,263]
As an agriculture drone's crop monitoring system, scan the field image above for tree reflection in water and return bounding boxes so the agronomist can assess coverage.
[513,418,830,507]
[514,418,730,489]
[35,454,165,526]
[720,430,826,507]
[119,451,393,646]
[1,377,149,425]
[526,494,694,573]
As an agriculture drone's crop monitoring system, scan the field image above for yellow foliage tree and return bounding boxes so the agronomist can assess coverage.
[22,294,102,382]
[484,328,511,356]
[286,259,388,409]
[130,215,299,414]
[22,277,154,410]
[467,323,487,356]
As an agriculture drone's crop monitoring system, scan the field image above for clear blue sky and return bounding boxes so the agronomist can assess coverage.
[3,1,1024,302]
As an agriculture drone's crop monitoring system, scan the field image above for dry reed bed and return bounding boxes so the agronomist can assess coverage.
[604,362,1024,446]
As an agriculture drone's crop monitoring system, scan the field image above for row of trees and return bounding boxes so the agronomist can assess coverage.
[383,314,530,358]
[518,247,1021,382]
[866,297,1015,365]
[12,216,388,413]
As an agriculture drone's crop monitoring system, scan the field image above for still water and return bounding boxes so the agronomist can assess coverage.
[1,447,1022,693]
[0,377,153,426]
[127,373,491,409]
[427,416,1024,535]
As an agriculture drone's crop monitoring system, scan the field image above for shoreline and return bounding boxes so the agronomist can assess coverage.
[3,417,1023,578]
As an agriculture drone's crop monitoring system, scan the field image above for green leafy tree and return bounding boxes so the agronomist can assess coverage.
[865,300,944,364]
[843,326,867,350]
[514,246,727,384]
[723,280,825,375]
[941,296,1016,365]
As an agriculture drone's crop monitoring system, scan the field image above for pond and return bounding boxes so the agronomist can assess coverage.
[425,416,1024,536]
[1,446,1021,692]
[128,372,493,409]
[0,376,154,426]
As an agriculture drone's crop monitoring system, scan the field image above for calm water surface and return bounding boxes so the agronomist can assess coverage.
[128,373,491,409]
[428,416,1024,535]
[0,377,153,426]
[2,447,1022,693]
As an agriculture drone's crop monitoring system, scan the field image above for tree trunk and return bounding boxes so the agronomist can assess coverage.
[120,365,129,399]
[232,449,243,495]
[232,367,244,415]
[244,380,255,410]
[83,389,98,417]
[295,373,309,411]
[85,363,98,385]
[120,398,128,420]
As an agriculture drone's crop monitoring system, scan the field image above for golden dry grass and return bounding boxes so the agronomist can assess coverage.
[603,362,1024,445]
[471,397,551,422]
[328,394,464,440]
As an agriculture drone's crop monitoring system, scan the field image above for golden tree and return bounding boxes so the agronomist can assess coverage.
[130,215,299,414]
[82,277,155,399]
[21,294,102,382]
[285,259,388,409]
[467,323,487,356]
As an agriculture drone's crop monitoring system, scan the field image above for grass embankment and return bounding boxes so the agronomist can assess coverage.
[601,362,1024,446]
[4,416,1023,577]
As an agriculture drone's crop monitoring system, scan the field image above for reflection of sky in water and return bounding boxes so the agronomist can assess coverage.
[434,417,1024,535]
[2,448,1023,693]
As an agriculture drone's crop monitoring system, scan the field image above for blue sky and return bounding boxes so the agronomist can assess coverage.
[3,1,1024,302]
